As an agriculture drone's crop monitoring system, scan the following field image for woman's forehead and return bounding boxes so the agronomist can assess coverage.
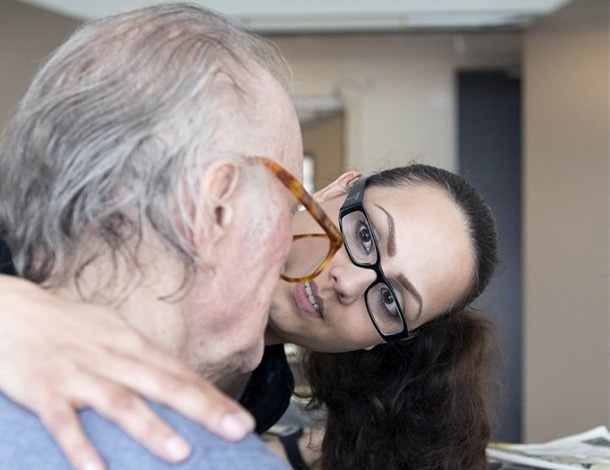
[365,182,475,324]
[363,182,456,220]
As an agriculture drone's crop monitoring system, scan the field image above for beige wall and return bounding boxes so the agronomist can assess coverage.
[0,1,521,176]
[12,0,602,443]
[523,0,610,442]
[0,0,79,129]
[274,33,521,174]
[302,113,345,190]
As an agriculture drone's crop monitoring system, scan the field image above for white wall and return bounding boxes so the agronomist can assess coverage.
[15,0,570,24]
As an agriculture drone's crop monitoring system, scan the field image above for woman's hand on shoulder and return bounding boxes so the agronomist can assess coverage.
[0,275,255,470]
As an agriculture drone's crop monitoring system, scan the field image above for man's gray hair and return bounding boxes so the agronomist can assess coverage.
[0,3,293,299]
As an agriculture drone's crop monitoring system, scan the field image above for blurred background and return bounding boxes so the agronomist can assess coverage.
[1,0,608,445]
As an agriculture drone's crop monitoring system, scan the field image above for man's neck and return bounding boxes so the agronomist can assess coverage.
[50,249,188,360]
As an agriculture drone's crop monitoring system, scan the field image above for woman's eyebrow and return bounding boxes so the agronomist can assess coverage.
[374,203,423,320]
[398,273,423,320]
[374,204,396,257]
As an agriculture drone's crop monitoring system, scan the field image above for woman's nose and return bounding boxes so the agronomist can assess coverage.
[329,255,377,304]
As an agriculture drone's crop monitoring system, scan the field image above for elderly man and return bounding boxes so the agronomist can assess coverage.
[0,4,336,470]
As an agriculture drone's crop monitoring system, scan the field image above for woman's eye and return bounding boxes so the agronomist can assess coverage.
[378,286,401,319]
[356,222,373,254]
[381,288,394,305]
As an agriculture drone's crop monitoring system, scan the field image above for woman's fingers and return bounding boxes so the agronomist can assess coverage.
[25,350,254,470]
[63,372,192,463]
[75,324,257,441]
[82,348,256,441]
[38,398,106,470]
[24,352,255,470]
[36,372,191,469]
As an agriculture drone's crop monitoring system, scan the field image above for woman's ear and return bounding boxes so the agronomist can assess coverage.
[313,171,361,203]
[195,159,241,248]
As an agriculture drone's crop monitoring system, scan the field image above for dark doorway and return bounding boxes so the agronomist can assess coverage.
[458,71,522,443]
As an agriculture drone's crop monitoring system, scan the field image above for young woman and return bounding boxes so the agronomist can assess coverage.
[0,163,499,470]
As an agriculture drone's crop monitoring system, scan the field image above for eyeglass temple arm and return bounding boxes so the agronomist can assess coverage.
[339,178,367,214]
[298,190,343,244]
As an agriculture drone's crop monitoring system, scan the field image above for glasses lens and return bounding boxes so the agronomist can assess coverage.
[282,207,331,280]
[341,211,377,266]
[366,282,405,336]
[282,235,331,280]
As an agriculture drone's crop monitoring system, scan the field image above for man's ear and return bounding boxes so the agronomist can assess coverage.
[313,171,361,203]
[195,159,241,248]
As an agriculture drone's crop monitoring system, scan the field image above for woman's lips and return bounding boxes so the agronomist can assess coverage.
[294,281,324,319]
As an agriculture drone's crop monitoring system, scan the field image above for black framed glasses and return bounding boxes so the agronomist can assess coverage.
[247,156,343,283]
[338,177,413,342]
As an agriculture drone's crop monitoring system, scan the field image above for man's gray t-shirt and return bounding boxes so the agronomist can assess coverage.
[0,393,289,469]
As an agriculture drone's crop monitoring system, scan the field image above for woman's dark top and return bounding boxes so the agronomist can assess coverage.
[0,239,293,434]
[239,344,295,434]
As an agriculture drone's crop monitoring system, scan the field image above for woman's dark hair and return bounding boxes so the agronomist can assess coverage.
[301,164,500,470]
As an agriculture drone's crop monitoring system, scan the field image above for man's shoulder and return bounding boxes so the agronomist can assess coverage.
[0,393,288,470]
[130,401,289,469]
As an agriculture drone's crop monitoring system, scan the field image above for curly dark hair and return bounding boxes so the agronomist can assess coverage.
[302,309,499,470]
[300,164,500,469]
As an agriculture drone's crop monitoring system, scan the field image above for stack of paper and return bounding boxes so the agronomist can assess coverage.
[487,426,610,469]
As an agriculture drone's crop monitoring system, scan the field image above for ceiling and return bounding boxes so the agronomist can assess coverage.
[14,0,571,34]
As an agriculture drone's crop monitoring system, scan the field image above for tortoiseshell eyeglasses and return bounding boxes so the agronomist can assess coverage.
[247,156,343,283]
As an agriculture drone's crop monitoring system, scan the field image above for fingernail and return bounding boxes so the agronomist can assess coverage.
[220,412,255,440]
[82,462,103,470]
[164,436,191,461]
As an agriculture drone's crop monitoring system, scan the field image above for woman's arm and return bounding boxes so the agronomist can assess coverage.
[0,274,255,470]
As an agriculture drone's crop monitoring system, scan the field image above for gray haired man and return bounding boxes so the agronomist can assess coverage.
[0,4,317,470]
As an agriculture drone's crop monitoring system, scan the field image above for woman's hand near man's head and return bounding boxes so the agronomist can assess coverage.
[0,274,254,470]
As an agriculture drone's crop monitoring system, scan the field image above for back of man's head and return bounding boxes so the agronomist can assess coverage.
[0,3,292,298]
